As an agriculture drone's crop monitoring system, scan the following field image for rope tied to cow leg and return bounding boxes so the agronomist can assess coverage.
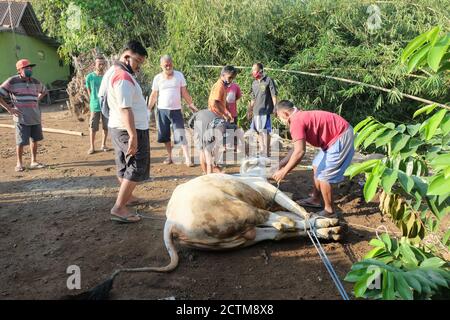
[271,180,349,299]
[306,216,350,300]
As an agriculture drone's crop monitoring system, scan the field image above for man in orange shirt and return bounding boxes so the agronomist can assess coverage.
[208,66,234,121]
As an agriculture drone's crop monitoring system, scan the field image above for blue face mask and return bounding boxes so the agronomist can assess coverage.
[24,69,32,77]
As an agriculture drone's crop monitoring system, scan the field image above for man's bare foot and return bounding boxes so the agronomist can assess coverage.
[212,166,224,173]
[126,195,147,206]
[185,161,194,167]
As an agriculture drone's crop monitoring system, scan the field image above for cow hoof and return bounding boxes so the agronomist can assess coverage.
[272,222,283,231]
[331,234,342,241]
[315,226,342,240]
[278,216,295,228]
[314,217,340,229]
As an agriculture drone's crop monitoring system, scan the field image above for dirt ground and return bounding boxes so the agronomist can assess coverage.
[0,104,400,300]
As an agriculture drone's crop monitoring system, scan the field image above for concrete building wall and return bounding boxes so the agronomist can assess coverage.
[0,32,70,87]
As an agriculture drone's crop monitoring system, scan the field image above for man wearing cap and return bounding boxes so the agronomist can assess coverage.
[0,59,47,172]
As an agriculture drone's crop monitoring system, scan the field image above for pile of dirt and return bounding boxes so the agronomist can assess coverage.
[67,53,93,121]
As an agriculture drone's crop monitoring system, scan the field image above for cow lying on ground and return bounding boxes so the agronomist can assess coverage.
[160,174,341,268]
[77,172,342,299]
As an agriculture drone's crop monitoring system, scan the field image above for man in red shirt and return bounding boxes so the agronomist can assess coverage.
[272,100,354,217]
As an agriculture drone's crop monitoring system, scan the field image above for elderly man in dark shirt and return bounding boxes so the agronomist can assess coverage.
[248,63,278,157]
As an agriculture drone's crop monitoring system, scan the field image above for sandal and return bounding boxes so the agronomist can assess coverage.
[15,165,24,172]
[110,213,141,224]
[163,158,173,165]
[101,146,111,152]
[30,162,46,169]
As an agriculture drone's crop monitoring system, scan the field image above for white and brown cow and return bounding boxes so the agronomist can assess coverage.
[162,174,341,268]
[80,171,342,298]
[110,173,342,275]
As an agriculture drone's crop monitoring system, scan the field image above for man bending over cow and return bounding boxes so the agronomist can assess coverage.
[272,100,354,217]
[190,109,237,174]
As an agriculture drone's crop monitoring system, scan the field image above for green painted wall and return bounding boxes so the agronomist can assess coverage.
[0,32,70,87]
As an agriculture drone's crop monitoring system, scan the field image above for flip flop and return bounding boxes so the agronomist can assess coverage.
[87,149,95,155]
[15,165,24,172]
[30,162,46,169]
[163,158,173,165]
[297,198,323,208]
[110,213,141,223]
[101,146,111,152]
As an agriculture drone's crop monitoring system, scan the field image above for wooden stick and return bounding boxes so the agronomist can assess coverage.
[0,124,84,136]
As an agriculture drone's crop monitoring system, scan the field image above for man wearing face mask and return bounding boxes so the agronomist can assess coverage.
[248,63,278,157]
[0,59,47,172]
[86,55,109,154]
[148,55,198,167]
[208,66,235,122]
[272,100,354,218]
[104,40,150,223]
[208,66,238,166]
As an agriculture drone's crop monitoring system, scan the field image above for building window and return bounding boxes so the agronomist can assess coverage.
[37,51,45,60]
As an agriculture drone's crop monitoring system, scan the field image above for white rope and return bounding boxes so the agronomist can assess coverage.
[307,217,350,300]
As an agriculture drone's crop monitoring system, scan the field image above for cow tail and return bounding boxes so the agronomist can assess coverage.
[67,221,178,299]
[121,220,179,273]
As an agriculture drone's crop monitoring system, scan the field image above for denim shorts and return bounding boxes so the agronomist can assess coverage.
[156,109,187,145]
[15,123,43,146]
[312,126,354,184]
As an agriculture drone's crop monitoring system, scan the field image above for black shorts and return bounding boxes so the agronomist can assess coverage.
[110,128,150,182]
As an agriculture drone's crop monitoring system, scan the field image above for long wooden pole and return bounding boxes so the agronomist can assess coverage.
[0,124,84,136]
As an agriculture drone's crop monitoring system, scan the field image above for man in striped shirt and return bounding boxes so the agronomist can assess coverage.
[0,59,47,172]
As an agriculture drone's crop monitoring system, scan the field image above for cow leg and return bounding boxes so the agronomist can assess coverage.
[258,212,342,240]
[261,212,340,231]
[244,225,342,247]
[236,176,309,218]
[242,227,294,247]
[273,211,340,229]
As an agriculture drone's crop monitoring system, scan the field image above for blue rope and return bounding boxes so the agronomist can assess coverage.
[306,217,350,300]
